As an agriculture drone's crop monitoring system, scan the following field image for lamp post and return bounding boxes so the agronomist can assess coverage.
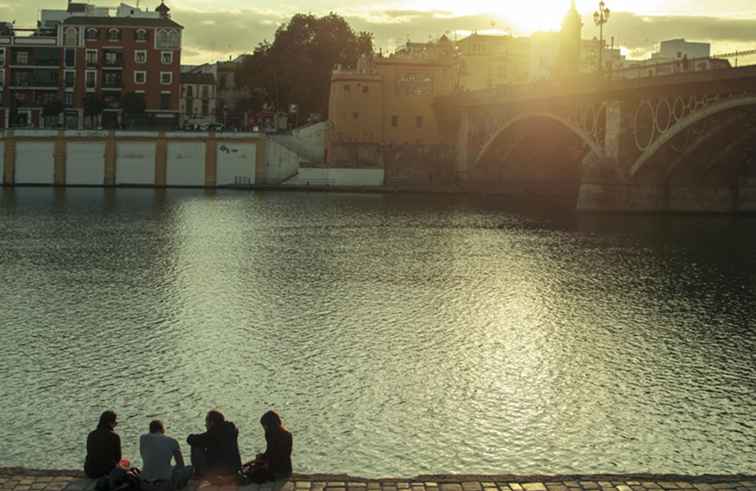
[593,1,610,72]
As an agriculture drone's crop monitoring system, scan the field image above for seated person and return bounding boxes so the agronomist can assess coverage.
[187,410,241,479]
[140,420,192,491]
[85,411,122,479]
[241,411,292,483]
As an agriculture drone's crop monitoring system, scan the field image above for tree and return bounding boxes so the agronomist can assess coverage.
[121,91,147,129]
[237,13,373,121]
[42,99,64,128]
[83,93,105,129]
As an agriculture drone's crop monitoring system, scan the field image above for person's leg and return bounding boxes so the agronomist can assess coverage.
[190,446,207,478]
[171,465,193,490]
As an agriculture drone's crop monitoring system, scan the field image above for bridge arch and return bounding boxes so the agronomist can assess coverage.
[473,111,605,168]
[630,96,756,178]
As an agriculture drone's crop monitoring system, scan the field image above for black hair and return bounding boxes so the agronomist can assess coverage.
[260,410,283,434]
[98,410,117,429]
[206,410,225,426]
[149,420,164,433]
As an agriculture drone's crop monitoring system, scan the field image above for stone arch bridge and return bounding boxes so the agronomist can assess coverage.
[437,66,756,212]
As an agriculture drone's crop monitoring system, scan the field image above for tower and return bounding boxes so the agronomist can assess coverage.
[557,0,583,77]
[156,1,171,18]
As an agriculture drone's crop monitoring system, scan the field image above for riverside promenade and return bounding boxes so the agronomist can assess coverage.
[1,469,754,491]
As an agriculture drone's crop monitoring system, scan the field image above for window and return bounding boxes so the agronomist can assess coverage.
[416,116,423,128]
[0,69,4,88]
[103,71,121,88]
[86,49,97,65]
[160,51,173,65]
[64,92,73,107]
[391,115,398,127]
[156,28,180,48]
[86,28,98,41]
[201,86,209,98]
[108,29,121,42]
[344,84,350,93]
[64,70,75,88]
[160,92,171,110]
[64,48,76,67]
[185,85,194,98]
[160,72,172,85]
[134,71,146,84]
[352,112,359,119]
[85,70,96,89]
[361,85,368,94]
[16,51,29,65]
[135,29,147,42]
[202,99,209,116]
[134,50,147,64]
[104,51,120,66]
[0,48,5,67]
[63,27,78,46]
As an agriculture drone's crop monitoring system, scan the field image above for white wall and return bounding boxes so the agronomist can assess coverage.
[216,142,255,185]
[287,168,384,187]
[264,140,300,184]
[166,142,206,186]
[66,142,105,185]
[116,142,156,185]
[15,142,55,184]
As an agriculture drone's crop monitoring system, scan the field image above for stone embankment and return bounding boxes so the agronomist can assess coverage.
[1,468,754,491]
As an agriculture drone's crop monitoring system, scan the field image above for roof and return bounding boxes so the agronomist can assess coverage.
[63,16,182,28]
[181,72,215,85]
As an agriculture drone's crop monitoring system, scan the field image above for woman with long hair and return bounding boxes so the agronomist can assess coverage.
[240,411,292,483]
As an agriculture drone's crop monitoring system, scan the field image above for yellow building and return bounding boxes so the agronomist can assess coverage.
[456,34,531,89]
[328,37,460,153]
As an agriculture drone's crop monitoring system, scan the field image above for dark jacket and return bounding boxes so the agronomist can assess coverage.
[84,426,122,478]
[187,421,242,475]
[262,429,292,478]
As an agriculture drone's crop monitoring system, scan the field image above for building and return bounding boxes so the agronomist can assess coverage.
[328,37,460,151]
[652,39,710,61]
[190,56,251,129]
[0,1,182,129]
[456,34,530,89]
[179,71,216,128]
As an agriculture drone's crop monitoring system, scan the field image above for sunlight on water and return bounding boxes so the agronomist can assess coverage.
[0,188,754,476]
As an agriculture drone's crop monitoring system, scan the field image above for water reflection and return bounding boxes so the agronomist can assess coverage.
[0,189,754,476]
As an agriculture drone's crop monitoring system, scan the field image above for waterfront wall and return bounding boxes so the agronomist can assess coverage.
[0,130,280,188]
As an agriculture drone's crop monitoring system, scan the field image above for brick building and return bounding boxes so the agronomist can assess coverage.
[0,1,182,129]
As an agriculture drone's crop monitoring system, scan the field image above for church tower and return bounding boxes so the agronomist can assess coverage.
[557,0,583,77]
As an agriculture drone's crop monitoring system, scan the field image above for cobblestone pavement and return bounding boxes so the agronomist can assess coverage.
[1,469,754,491]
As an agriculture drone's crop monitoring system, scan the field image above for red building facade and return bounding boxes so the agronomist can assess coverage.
[0,1,182,129]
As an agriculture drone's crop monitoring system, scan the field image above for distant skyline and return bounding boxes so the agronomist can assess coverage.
[3,0,756,64]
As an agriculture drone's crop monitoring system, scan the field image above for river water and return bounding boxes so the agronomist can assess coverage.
[0,188,754,476]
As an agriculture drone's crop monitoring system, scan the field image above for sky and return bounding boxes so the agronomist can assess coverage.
[3,0,756,64]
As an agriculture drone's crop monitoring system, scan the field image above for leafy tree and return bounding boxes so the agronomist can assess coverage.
[121,91,147,129]
[83,94,105,128]
[237,13,373,120]
[42,99,64,128]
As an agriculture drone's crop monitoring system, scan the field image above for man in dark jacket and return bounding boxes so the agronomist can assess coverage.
[85,410,122,478]
[187,410,241,478]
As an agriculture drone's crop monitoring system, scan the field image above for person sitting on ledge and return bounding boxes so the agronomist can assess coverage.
[240,410,292,483]
[187,410,241,479]
[140,420,192,491]
[85,410,122,479]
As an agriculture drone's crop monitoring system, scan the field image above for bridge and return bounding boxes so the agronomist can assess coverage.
[437,65,756,212]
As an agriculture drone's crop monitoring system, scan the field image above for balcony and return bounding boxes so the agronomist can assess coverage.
[10,71,59,90]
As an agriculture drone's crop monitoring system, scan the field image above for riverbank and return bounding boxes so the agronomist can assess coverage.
[1,468,754,491]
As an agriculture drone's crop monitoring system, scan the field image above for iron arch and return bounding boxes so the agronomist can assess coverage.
[630,96,756,178]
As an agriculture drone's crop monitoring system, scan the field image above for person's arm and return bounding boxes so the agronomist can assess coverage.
[187,430,212,448]
[172,439,185,468]
[113,433,122,464]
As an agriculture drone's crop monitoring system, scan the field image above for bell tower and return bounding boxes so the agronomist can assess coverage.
[557,0,583,77]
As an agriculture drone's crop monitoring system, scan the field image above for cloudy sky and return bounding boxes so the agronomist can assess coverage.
[3,0,756,64]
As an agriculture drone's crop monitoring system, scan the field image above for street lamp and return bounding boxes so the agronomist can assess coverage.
[593,1,610,72]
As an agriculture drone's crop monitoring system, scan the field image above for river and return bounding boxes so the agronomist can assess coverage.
[0,188,754,476]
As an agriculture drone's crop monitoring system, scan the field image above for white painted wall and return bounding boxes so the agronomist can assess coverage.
[216,142,256,185]
[66,142,105,185]
[285,168,384,187]
[166,142,206,186]
[116,142,156,185]
[264,140,300,184]
[15,142,55,184]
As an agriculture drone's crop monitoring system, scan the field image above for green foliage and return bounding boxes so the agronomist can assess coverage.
[121,92,147,129]
[42,99,64,118]
[83,94,105,117]
[236,12,373,119]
